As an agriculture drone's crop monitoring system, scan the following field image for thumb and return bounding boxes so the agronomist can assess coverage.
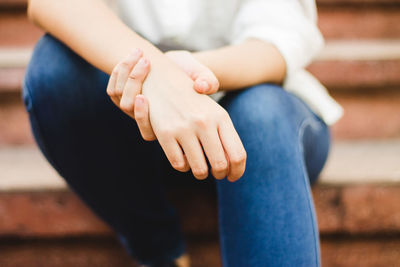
[193,70,220,95]
[134,95,157,141]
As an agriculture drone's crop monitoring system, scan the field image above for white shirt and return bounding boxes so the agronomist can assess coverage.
[117,0,343,125]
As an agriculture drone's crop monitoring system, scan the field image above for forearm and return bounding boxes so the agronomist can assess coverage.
[193,39,286,91]
[27,0,173,76]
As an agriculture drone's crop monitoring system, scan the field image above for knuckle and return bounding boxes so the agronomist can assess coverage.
[158,128,174,137]
[192,115,210,129]
[106,88,115,97]
[119,61,131,68]
[115,84,123,95]
[213,171,226,180]
[111,67,119,76]
[213,160,228,173]
[175,123,190,134]
[142,134,156,142]
[128,73,137,80]
[135,111,145,120]
[230,151,247,166]
[171,160,186,171]
[120,100,134,113]
[193,167,208,179]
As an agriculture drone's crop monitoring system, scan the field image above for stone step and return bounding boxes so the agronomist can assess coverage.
[1,236,400,267]
[1,88,400,145]
[0,93,34,145]
[0,141,399,238]
[2,40,400,94]
[331,91,400,139]
[318,5,400,40]
[0,142,400,266]
[0,237,222,267]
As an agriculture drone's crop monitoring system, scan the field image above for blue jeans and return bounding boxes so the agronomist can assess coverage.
[23,34,330,267]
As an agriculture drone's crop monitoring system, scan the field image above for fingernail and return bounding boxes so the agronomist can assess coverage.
[138,58,148,66]
[136,96,144,106]
[198,80,209,91]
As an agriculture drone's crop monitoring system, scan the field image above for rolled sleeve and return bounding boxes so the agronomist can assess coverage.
[228,0,324,77]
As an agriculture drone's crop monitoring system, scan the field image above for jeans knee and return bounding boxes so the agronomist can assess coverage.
[25,34,72,93]
[223,84,297,136]
[23,34,107,113]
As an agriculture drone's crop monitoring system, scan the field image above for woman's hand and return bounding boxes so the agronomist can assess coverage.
[106,50,246,181]
[106,49,151,119]
[141,61,246,182]
[165,50,219,95]
[106,49,221,142]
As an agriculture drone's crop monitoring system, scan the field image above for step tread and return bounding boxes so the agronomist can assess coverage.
[317,40,400,61]
[1,140,400,192]
[1,41,400,69]
[320,139,400,184]
[0,146,66,191]
[1,41,400,94]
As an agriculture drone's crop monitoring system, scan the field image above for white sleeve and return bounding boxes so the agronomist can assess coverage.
[228,0,324,76]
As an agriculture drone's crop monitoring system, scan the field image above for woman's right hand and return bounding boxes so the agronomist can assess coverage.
[107,51,246,181]
[141,59,247,182]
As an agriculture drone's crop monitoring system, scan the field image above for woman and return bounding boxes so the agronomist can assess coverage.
[24,0,343,266]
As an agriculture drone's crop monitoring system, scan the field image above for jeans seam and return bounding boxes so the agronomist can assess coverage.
[297,117,321,267]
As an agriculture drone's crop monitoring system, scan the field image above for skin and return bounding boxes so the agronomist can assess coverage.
[27,0,286,181]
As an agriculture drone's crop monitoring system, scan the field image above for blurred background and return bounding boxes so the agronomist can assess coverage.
[0,0,399,266]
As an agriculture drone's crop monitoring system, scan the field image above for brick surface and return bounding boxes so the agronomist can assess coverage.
[0,191,111,237]
[0,238,136,267]
[0,235,399,267]
[308,60,400,90]
[1,185,400,238]
[0,11,42,47]
[3,89,400,145]
[0,237,221,267]
[0,4,399,51]
[4,59,400,95]
[318,6,400,39]
[331,91,400,139]
[313,187,344,233]
[321,237,400,267]
[0,68,24,92]
[0,94,34,145]
[342,186,400,233]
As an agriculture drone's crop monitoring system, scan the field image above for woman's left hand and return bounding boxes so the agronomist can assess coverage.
[165,50,220,95]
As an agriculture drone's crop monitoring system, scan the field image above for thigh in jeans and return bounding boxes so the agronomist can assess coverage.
[216,84,330,267]
[23,34,186,264]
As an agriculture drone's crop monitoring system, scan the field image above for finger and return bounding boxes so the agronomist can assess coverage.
[134,95,156,141]
[198,129,228,179]
[120,57,150,114]
[218,119,247,182]
[106,67,120,106]
[194,79,210,93]
[178,134,209,180]
[157,134,190,172]
[115,49,143,98]
[194,71,219,94]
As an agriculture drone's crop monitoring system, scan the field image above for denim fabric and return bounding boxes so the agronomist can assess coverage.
[23,34,330,267]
